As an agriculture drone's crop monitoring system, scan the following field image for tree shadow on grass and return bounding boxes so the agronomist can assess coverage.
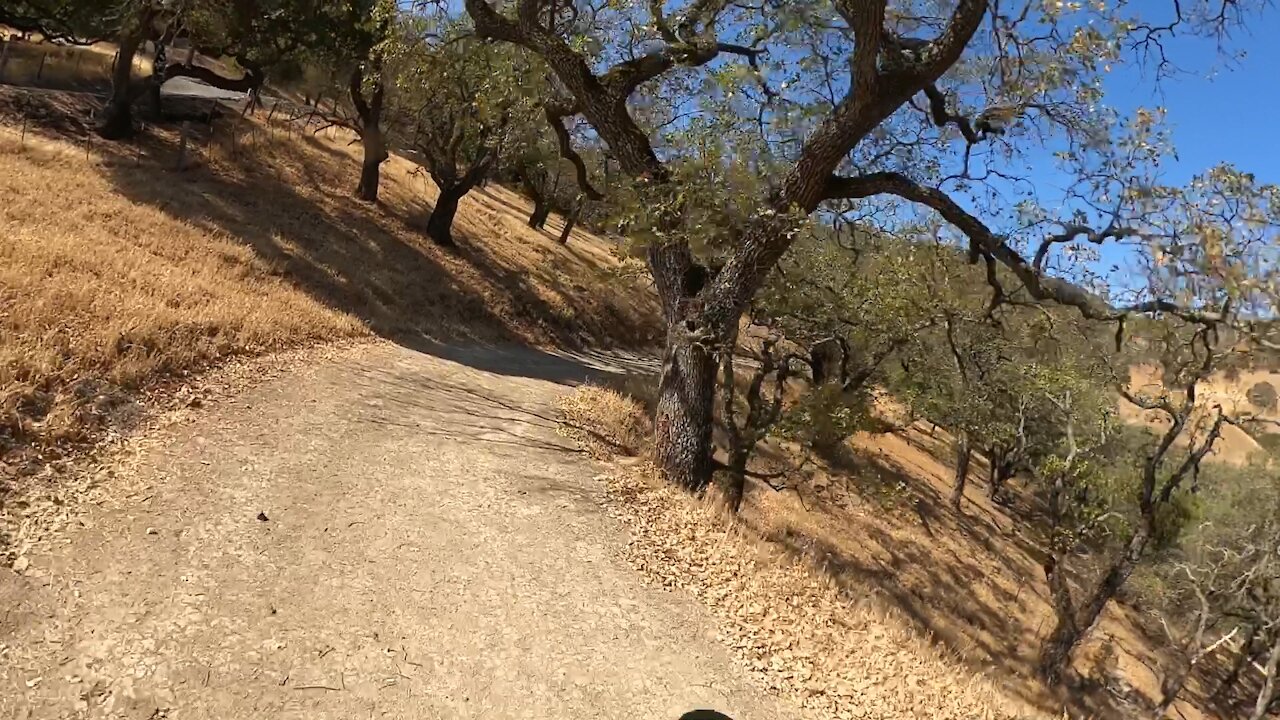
[3,84,658,364]
[65,111,658,378]
[739,445,1154,720]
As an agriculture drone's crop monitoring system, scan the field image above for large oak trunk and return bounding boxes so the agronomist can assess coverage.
[98,31,143,140]
[653,323,718,493]
[355,125,387,202]
[426,186,465,247]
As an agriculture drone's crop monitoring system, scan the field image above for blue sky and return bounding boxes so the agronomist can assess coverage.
[1101,17,1280,186]
[972,12,1280,290]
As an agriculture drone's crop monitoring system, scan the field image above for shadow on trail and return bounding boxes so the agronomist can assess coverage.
[343,354,651,459]
[406,336,657,387]
[741,443,1149,720]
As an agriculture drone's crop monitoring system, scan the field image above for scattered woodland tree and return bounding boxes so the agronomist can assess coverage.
[1,0,167,137]
[459,0,1280,686]
[502,100,605,236]
[326,0,398,202]
[462,0,1280,498]
[2,0,351,138]
[1029,321,1276,683]
[10,0,1280,709]
[1152,529,1280,718]
[715,229,955,510]
[398,36,543,247]
[1138,463,1280,718]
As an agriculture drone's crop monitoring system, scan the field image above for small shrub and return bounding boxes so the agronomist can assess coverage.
[556,384,652,459]
[777,384,876,452]
[1152,490,1202,550]
[1247,381,1278,411]
[1254,432,1280,456]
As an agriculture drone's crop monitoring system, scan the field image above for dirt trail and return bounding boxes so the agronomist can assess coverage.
[1,342,783,720]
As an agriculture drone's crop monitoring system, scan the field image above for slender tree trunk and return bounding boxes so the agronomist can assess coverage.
[558,211,577,244]
[1251,633,1280,720]
[1215,625,1257,706]
[987,447,1011,500]
[355,123,387,202]
[520,171,549,228]
[1153,663,1193,719]
[809,337,847,386]
[98,30,144,139]
[528,199,551,229]
[1039,527,1151,683]
[527,168,562,228]
[425,185,466,247]
[654,321,718,493]
[724,454,748,513]
[951,431,971,511]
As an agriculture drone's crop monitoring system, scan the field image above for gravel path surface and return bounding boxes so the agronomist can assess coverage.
[1,342,783,720]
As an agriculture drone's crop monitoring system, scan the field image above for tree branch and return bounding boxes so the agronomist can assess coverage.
[922,83,979,144]
[823,171,1233,328]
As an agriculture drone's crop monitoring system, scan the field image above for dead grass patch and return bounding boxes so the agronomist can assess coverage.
[596,462,1048,720]
[557,374,1197,718]
[555,385,652,459]
[0,85,659,480]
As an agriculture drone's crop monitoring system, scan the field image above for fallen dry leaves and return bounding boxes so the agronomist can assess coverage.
[556,386,1049,719]
[597,464,1049,719]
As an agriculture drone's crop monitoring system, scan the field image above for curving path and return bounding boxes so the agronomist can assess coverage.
[1,342,784,720]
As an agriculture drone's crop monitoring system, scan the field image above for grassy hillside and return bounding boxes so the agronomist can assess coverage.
[0,79,1258,720]
[562,387,1246,719]
[0,85,659,476]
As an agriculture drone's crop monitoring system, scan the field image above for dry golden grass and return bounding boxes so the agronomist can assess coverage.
[555,385,653,459]
[743,423,1226,719]
[559,378,1227,719]
[556,384,1045,719]
[594,460,1049,720]
[0,85,659,476]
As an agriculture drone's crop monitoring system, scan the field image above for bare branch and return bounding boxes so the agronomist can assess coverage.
[544,106,603,200]
[822,171,1234,328]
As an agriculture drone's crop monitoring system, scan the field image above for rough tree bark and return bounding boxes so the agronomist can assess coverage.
[426,184,467,247]
[655,315,719,492]
[951,431,971,511]
[98,28,145,139]
[350,63,387,202]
